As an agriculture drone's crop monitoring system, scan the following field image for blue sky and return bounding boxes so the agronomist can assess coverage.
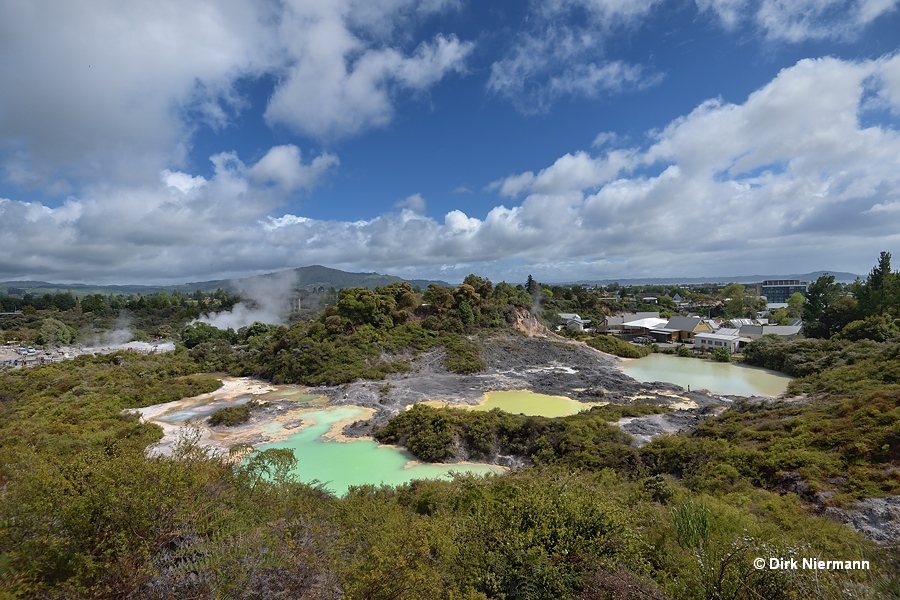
[2,0,900,285]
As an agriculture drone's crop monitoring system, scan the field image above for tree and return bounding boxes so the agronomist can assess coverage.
[423,284,454,314]
[36,317,76,346]
[80,294,108,313]
[719,284,746,318]
[854,251,898,317]
[821,295,861,338]
[802,275,845,338]
[181,321,237,348]
[336,287,396,329]
[463,274,493,298]
[50,292,77,311]
[786,292,805,320]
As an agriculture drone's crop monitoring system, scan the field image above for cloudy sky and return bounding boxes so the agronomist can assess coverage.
[2,0,899,285]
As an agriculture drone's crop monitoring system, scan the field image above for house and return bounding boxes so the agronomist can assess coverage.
[558,313,591,332]
[620,316,669,338]
[739,324,803,341]
[694,331,745,353]
[724,317,761,329]
[764,302,789,312]
[651,316,712,343]
[641,296,658,304]
[601,312,660,334]
[714,327,740,337]
[761,324,803,340]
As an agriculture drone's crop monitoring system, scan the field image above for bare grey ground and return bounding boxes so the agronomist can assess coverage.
[317,332,753,441]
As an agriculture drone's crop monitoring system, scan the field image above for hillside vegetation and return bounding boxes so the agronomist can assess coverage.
[1,257,899,598]
[0,350,890,598]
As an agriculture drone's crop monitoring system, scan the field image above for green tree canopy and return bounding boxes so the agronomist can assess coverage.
[853,251,898,317]
[35,317,76,346]
[802,275,859,338]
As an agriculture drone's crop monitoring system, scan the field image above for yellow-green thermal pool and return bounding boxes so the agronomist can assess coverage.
[425,390,601,417]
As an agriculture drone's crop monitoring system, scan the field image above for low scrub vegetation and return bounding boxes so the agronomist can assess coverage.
[0,352,887,600]
[3,256,900,597]
[376,403,664,469]
[208,402,255,426]
[586,334,652,358]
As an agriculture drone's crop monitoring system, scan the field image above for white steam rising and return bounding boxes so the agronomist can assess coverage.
[198,270,299,330]
[81,315,136,347]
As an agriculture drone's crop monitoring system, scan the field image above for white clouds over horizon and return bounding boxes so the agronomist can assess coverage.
[2,2,900,286]
[2,54,900,283]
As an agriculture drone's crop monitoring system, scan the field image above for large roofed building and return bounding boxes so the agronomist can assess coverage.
[650,316,713,343]
[756,279,807,303]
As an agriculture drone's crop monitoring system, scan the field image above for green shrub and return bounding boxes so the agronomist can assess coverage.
[586,335,651,358]
[711,347,732,362]
[208,402,254,426]
[443,334,485,374]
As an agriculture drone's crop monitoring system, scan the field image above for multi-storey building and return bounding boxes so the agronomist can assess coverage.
[756,279,807,303]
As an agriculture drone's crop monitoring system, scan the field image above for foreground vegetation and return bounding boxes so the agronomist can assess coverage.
[2,254,899,597]
[0,351,893,599]
[1,345,897,597]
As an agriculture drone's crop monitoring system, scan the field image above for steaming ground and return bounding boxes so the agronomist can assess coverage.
[1,341,175,368]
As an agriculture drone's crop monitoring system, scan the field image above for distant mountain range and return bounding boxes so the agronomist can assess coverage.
[565,270,861,286]
[1,265,450,298]
[2,266,862,298]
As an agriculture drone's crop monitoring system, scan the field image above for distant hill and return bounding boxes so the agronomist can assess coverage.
[183,265,449,294]
[1,266,450,298]
[2,266,861,298]
[1,281,172,298]
[566,270,861,287]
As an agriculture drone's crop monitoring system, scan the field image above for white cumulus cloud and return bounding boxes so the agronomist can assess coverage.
[0,0,471,192]
[264,1,473,139]
[697,0,900,41]
[249,145,339,191]
[2,54,900,284]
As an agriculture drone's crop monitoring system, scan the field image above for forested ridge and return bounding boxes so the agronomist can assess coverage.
[1,258,899,598]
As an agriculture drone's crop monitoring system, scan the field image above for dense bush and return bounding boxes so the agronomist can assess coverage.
[641,389,900,504]
[711,347,731,362]
[208,402,254,426]
[443,334,485,374]
[742,335,889,379]
[375,403,667,469]
[586,334,652,358]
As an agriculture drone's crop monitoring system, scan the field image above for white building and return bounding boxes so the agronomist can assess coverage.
[558,313,591,332]
[694,331,744,353]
